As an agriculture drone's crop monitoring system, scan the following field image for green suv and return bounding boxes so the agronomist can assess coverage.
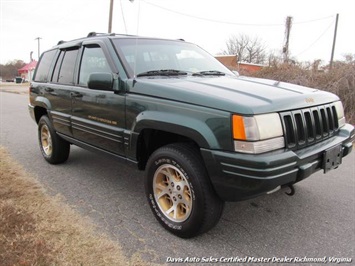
[29,32,354,238]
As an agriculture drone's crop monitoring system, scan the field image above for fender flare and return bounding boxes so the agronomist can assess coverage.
[34,96,52,111]
[132,111,221,149]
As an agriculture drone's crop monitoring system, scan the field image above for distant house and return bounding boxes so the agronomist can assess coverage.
[215,55,264,73]
[18,60,37,81]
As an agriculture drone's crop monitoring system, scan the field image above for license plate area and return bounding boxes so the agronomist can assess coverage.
[322,145,343,173]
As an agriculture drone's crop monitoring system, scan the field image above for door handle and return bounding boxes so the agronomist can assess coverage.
[70,92,83,98]
[45,88,54,92]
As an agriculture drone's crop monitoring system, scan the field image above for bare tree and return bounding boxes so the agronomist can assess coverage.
[267,50,283,67]
[0,60,26,80]
[343,53,355,64]
[222,34,267,65]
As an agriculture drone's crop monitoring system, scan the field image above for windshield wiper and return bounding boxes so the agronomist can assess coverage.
[136,69,188,77]
[192,70,226,76]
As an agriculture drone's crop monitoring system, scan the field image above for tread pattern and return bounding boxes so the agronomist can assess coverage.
[38,116,70,164]
[146,143,224,238]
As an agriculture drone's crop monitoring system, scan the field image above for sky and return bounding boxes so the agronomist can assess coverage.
[1,0,354,65]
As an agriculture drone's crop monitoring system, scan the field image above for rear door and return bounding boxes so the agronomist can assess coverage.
[47,47,80,137]
[70,42,126,155]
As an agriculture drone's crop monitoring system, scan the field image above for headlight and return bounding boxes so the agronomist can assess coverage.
[232,113,285,154]
[334,101,345,128]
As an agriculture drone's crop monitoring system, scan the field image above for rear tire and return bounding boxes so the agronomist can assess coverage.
[38,116,70,164]
[145,143,224,238]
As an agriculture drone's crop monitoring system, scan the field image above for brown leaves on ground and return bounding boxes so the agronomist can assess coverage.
[0,147,147,266]
[0,203,54,265]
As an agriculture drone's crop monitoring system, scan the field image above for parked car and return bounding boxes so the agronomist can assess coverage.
[29,32,354,238]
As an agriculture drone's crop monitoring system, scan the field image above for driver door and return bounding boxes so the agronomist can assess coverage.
[71,44,126,156]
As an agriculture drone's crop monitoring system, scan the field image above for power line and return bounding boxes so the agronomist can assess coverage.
[294,19,335,58]
[141,0,283,26]
[142,0,333,27]
[120,0,128,34]
[293,15,334,24]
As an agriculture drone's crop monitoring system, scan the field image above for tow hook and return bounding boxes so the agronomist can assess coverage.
[285,184,295,196]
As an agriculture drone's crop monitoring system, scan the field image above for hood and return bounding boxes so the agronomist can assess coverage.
[129,76,339,115]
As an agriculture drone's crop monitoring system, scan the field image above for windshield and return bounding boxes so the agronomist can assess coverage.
[112,38,233,77]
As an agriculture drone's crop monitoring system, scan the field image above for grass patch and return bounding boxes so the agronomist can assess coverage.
[0,146,148,265]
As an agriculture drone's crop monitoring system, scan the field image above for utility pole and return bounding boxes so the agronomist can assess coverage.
[108,0,114,33]
[283,16,293,63]
[34,37,42,60]
[108,0,135,34]
[329,14,339,70]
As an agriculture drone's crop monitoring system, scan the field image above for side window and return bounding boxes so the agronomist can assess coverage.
[52,48,79,84]
[34,50,57,82]
[79,46,111,87]
[51,51,64,83]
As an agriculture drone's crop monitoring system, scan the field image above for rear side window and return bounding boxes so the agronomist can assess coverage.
[79,46,111,87]
[34,50,57,82]
[52,48,79,85]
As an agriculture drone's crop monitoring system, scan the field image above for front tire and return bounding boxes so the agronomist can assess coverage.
[145,143,224,238]
[38,116,70,164]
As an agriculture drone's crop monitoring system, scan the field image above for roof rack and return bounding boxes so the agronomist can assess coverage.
[87,32,115,37]
[56,32,162,46]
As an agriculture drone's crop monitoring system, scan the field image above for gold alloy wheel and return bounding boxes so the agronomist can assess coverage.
[40,124,52,156]
[153,164,193,222]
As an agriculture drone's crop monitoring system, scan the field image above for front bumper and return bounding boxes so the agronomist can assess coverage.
[201,124,354,201]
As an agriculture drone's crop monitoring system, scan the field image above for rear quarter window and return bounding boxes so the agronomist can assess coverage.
[52,49,79,85]
[34,50,57,82]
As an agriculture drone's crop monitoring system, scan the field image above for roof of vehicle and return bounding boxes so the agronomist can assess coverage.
[54,32,185,49]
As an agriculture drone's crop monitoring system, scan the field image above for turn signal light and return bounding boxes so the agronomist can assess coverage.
[232,115,246,140]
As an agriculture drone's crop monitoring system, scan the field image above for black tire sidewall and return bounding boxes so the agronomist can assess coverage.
[145,146,206,237]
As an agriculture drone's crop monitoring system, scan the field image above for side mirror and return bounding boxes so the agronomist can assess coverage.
[87,72,113,91]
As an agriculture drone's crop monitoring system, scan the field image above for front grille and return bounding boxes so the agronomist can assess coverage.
[280,104,339,150]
